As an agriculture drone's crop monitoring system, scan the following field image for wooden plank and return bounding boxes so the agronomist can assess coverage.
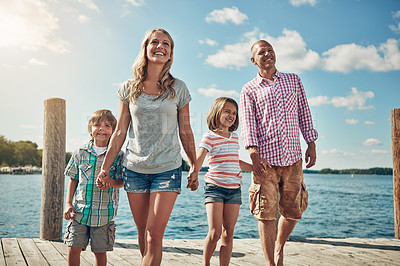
[76,248,95,266]
[32,239,66,265]
[113,240,142,265]
[2,238,400,266]
[2,238,27,265]
[100,246,132,266]
[163,239,204,265]
[50,241,93,266]
[231,239,265,266]
[17,239,49,266]
[0,239,6,266]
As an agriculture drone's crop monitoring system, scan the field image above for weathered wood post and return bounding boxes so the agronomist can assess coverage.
[391,108,400,239]
[40,98,66,240]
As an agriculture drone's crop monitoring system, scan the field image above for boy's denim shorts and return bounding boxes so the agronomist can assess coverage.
[64,220,116,253]
[204,182,242,205]
[123,166,182,194]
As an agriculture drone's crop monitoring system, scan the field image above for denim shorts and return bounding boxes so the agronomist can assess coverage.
[123,166,182,193]
[204,182,242,205]
[64,220,116,253]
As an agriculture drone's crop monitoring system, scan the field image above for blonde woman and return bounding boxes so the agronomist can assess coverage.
[97,28,198,266]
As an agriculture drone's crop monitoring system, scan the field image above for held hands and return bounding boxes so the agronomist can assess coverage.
[64,203,75,220]
[250,152,271,176]
[187,166,199,191]
[305,141,316,168]
[96,170,112,190]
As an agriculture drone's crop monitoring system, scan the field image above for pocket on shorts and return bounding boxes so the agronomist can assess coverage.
[249,183,262,215]
[107,222,116,246]
[300,182,308,213]
[64,221,73,243]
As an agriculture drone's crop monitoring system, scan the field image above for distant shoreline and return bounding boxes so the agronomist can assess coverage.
[199,167,393,176]
[303,167,392,176]
[0,166,393,176]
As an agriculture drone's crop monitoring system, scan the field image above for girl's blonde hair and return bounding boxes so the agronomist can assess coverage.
[128,28,176,101]
[88,109,117,138]
[207,97,239,132]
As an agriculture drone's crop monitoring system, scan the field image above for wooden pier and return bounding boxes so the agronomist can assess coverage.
[1,238,399,265]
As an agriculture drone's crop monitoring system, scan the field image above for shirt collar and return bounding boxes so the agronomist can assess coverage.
[86,140,97,155]
[256,70,281,84]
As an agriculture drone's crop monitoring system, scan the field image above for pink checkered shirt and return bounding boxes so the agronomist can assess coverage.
[240,71,318,166]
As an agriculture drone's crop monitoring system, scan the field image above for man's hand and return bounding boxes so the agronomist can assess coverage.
[305,141,316,168]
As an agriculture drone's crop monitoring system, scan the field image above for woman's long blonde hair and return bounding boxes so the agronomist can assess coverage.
[128,28,176,101]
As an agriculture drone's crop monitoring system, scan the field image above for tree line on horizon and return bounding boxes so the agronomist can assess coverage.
[0,135,393,175]
[0,135,71,167]
[303,167,393,176]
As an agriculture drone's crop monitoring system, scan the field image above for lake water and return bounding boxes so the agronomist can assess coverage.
[0,173,395,239]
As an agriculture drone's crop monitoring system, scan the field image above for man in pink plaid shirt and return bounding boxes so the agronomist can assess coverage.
[240,40,318,266]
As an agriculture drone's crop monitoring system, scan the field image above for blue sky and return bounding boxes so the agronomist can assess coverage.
[1,0,399,170]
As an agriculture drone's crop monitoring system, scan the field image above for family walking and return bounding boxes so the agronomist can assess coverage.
[63,28,317,266]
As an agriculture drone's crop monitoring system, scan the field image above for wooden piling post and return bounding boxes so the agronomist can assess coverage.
[391,108,400,239]
[40,98,66,241]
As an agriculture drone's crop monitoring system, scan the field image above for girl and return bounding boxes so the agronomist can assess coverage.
[189,97,252,266]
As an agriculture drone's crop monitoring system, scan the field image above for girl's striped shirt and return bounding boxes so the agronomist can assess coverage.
[199,131,242,189]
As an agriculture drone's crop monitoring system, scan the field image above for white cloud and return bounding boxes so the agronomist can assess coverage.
[205,7,248,25]
[289,0,317,6]
[0,0,69,53]
[198,86,239,98]
[389,23,400,34]
[331,87,374,110]
[28,58,48,66]
[199,38,218,46]
[345,119,359,125]
[309,87,374,111]
[364,121,375,125]
[390,10,400,34]
[360,149,390,154]
[76,0,100,12]
[322,39,400,73]
[362,138,382,146]
[271,29,321,72]
[78,14,90,23]
[308,96,330,106]
[124,0,145,7]
[204,27,400,73]
[321,148,356,158]
[206,40,252,69]
[205,28,320,72]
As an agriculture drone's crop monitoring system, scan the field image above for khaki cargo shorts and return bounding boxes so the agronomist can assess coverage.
[249,159,308,220]
[64,220,116,253]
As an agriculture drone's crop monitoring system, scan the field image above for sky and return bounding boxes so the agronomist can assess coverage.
[0,0,399,170]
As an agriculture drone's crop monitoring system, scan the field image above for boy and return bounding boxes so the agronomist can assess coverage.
[63,109,124,266]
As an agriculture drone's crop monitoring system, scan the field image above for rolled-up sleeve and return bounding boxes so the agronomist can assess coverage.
[240,87,259,149]
[297,76,318,144]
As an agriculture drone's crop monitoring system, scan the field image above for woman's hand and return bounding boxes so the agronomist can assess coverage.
[187,166,199,191]
[97,170,111,190]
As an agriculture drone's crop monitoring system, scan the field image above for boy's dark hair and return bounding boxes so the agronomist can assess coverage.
[207,97,239,132]
[88,109,117,138]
